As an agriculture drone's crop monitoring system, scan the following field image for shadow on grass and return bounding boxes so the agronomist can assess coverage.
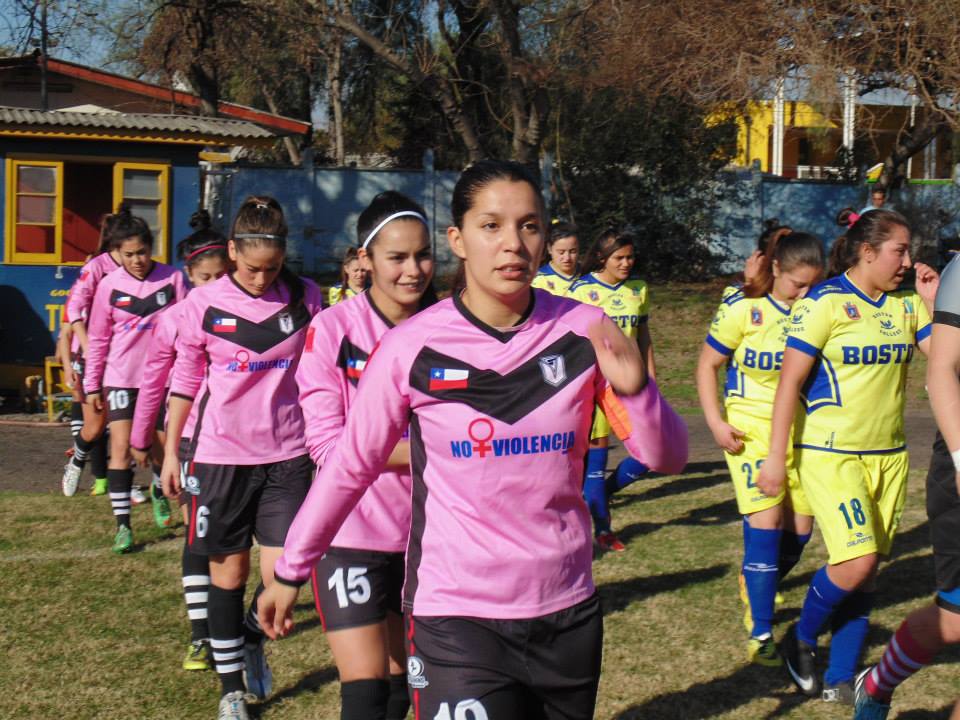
[616,497,740,544]
[128,530,181,553]
[896,706,955,720]
[611,663,810,719]
[615,465,729,506]
[251,665,339,715]
[599,564,729,614]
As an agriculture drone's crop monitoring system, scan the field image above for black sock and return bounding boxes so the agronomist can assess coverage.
[182,540,210,642]
[208,585,246,696]
[151,464,163,499]
[107,468,132,528]
[243,582,266,645]
[386,673,410,720]
[71,432,96,470]
[69,401,83,439]
[90,433,107,479]
[778,530,812,582]
[341,678,389,720]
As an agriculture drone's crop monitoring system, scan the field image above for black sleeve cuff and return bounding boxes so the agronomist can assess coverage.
[169,392,195,401]
[933,310,960,328]
[273,572,307,589]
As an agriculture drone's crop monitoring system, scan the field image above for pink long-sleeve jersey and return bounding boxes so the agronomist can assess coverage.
[296,291,412,554]
[170,274,323,465]
[129,301,205,451]
[83,263,187,395]
[276,289,688,619]
[66,252,121,354]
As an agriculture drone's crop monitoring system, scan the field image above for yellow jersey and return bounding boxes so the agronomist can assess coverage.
[568,274,649,340]
[530,264,577,296]
[707,290,793,421]
[328,284,359,306]
[785,273,931,454]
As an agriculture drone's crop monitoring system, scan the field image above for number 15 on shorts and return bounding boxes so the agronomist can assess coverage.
[328,567,371,608]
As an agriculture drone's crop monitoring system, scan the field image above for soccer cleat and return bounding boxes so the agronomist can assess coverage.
[182,639,211,671]
[217,690,250,720]
[595,532,626,552]
[90,478,108,496]
[112,525,133,555]
[747,635,783,667]
[244,639,273,700]
[853,667,890,720]
[781,624,820,696]
[130,486,148,505]
[62,463,82,497]
[151,493,173,528]
[822,679,855,705]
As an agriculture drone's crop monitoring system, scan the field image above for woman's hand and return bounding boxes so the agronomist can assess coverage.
[708,419,745,453]
[743,250,764,285]
[85,391,103,412]
[160,451,182,499]
[914,262,939,309]
[756,459,785,498]
[62,361,76,390]
[589,319,646,396]
[131,447,150,468]
[257,581,299,640]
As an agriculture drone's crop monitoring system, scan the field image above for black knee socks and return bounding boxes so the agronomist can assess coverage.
[182,541,210,642]
[90,433,107,479]
[386,673,410,720]
[341,678,389,720]
[107,468,132,528]
[69,401,83,439]
[243,581,266,646]
[208,585,246,696]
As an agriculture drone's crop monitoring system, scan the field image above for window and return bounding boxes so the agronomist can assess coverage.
[113,163,170,261]
[5,158,170,265]
[6,159,63,264]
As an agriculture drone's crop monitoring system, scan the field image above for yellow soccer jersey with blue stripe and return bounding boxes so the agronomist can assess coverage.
[531,264,577,296]
[568,274,649,340]
[706,291,792,421]
[785,273,931,454]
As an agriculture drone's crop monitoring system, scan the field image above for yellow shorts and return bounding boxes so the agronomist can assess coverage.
[795,448,909,564]
[590,406,612,441]
[723,414,811,516]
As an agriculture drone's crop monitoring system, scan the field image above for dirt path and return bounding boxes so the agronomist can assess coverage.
[0,412,941,494]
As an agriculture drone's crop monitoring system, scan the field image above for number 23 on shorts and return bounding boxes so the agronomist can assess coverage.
[741,459,763,489]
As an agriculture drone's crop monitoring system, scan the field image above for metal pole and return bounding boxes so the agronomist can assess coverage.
[773,79,785,176]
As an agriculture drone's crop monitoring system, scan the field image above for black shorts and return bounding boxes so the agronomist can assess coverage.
[404,594,602,720]
[310,547,404,631]
[69,353,85,397]
[104,386,138,423]
[156,401,167,433]
[178,436,195,508]
[927,434,960,613]
[185,454,313,555]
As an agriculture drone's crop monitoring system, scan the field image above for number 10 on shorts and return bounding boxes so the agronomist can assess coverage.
[434,699,488,720]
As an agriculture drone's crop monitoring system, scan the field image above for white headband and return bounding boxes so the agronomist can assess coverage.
[362,211,428,249]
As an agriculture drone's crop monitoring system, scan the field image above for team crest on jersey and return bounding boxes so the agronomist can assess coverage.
[546,280,556,291]
[278,311,294,334]
[156,290,168,307]
[589,290,600,302]
[750,306,763,326]
[844,302,861,321]
[874,311,902,337]
[539,354,567,386]
[610,296,625,309]
[407,656,428,689]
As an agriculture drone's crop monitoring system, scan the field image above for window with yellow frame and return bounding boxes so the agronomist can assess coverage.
[5,158,170,265]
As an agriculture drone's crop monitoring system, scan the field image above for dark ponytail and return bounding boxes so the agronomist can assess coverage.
[743,231,825,298]
[231,195,304,307]
[101,202,152,252]
[828,209,910,277]
[177,210,227,267]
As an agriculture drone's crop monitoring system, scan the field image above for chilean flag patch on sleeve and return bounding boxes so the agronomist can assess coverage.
[346,358,367,379]
[213,318,237,333]
[429,367,469,390]
[115,295,132,307]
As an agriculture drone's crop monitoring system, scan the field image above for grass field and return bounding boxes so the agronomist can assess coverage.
[1,283,957,720]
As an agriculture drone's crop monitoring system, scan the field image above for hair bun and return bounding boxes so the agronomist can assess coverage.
[115,202,132,219]
[190,209,212,232]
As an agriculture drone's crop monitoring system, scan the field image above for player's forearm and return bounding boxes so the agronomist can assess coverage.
[768,374,802,463]
[163,396,193,455]
[695,354,725,429]
[927,334,960,454]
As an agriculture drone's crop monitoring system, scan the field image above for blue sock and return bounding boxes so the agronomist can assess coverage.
[778,531,811,581]
[605,457,650,495]
[797,566,850,646]
[824,591,874,686]
[743,525,781,638]
[583,448,610,535]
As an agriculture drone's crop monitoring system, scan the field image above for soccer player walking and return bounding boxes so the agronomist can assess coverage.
[531,221,579,295]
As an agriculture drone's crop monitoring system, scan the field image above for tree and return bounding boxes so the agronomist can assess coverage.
[580,0,960,189]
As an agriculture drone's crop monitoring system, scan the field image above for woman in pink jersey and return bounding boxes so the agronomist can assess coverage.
[298,190,435,720]
[129,211,229,673]
[83,208,186,553]
[160,196,323,720]
[60,213,124,498]
[260,161,689,720]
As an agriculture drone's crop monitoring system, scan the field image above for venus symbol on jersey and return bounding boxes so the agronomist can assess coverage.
[468,418,495,458]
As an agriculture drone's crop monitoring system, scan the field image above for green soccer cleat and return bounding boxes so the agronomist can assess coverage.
[151,493,172,528]
[747,635,783,667]
[112,525,133,554]
[90,477,108,496]
[182,639,211,671]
